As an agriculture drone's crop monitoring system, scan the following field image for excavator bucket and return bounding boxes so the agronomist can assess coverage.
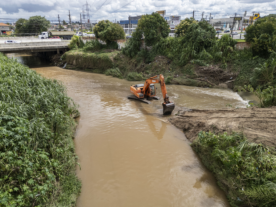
[162,103,175,115]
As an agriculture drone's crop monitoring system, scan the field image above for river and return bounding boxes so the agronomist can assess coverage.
[8,53,253,207]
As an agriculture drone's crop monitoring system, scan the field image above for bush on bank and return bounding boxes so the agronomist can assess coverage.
[192,131,276,207]
[63,50,114,71]
[0,53,81,206]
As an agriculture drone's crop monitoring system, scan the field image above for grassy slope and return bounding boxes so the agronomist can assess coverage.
[0,53,81,207]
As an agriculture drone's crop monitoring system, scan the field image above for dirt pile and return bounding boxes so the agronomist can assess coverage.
[169,107,276,147]
[194,65,238,88]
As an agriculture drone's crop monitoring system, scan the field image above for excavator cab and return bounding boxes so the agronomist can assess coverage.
[128,74,175,115]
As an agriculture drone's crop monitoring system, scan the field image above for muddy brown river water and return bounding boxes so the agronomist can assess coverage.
[8,53,253,207]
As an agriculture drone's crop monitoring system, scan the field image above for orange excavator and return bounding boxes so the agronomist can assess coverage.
[128,74,175,115]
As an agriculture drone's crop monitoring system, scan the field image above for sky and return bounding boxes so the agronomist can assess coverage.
[0,0,275,23]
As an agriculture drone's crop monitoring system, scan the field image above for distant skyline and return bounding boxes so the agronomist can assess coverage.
[0,0,275,22]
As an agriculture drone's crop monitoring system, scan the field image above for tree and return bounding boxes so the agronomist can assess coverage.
[245,16,276,57]
[15,16,50,35]
[135,12,170,46]
[122,12,170,57]
[62,20,68,25]
[93,20,125,44]
[175,17,197,37]
[15,18,27,33]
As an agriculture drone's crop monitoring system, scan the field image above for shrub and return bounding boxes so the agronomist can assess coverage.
[165,76,173,84]
[245,16,276,57]
[251,58,276,88]
[0,53,81,206]
[83,39,103,52]
[68,35,84,49]
[65,52,113,71]
[175,17,197,37]
[242,85,276,107]
[105,68,122,78]
[126,72,144,81]
[192,131,276,207]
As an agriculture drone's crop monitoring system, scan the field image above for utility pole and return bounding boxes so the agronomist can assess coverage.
[202,12,204,21]
[58,14,61,30]
[68,10,72,30]
[193,10,195,19]
[251,11,255,25]
[210,13,211,20]
[80,13,83,36]
[242,11,247,32]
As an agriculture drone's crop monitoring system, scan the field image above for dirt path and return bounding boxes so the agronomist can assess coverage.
[169,107,276,147]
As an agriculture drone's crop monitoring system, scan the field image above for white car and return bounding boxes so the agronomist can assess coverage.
[4,40,21,44]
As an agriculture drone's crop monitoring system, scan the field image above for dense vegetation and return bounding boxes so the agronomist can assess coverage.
[245,16,276,57]
[192,132,276,207]
[0,53,81,206]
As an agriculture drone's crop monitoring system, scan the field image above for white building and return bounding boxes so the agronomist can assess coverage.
[164,15,181,37]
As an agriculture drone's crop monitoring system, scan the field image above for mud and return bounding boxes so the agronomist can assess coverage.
[169,107,276,147]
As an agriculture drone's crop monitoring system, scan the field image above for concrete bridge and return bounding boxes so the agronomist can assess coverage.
[0,40,69,53]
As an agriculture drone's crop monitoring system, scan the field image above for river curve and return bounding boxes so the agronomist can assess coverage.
[8,53,251,207]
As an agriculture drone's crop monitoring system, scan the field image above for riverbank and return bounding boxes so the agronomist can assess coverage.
[0,53,81,206]
[53,49,261,90]
[169,107,276,207]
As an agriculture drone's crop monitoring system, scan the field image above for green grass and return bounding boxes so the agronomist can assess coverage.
[236,39,246,42]
[0,53,81,207]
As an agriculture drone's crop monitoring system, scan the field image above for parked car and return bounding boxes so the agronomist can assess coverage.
[126,35,132,39]
[49,36,60,39]
[216,31,222,34]
[231,32,238,35]
[4,40,21,44]
[224,30,230,33]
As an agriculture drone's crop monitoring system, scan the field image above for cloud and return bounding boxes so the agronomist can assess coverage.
[0,0,275,22]
[1,3,56,14]
[238,0,275,3]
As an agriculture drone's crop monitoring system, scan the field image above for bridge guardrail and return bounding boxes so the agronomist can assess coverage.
[0,41,69,48]
[0,38,70,44]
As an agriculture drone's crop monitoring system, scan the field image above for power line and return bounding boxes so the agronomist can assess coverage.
[112,0,135,13]
[90,0,109,19]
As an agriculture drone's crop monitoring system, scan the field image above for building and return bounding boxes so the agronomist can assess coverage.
[0,23,10,35]
[163,14,181,36]
[120,15,143,34]
[210,18,242,30]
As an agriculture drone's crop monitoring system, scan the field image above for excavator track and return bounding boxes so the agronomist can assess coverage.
[127,95,150,104]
